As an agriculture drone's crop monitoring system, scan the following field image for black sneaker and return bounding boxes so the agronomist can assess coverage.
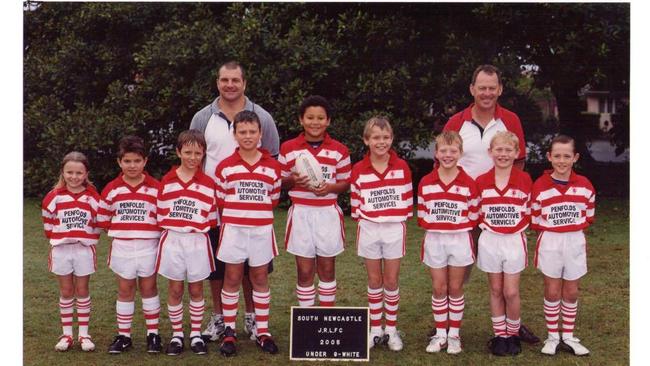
[256,335,279,354]
[487,336,508,356]
[507,336,522,355]
[108,335,132,354]
[165,336,184,356]
[219,327,237,357]
[190,336,208,355]
[146,333,162,353]
[518,324,540,344]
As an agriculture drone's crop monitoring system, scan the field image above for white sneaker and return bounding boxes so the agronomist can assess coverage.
[541,336,561,355]
[385,329,403,351]
[368,328,384,349]
[202,313,225,341]
[446,336,462,354]
[79,336,95,352]
[244,313,257,341]
[426,335,447,353]
[563,336,590,356]
[54,335,74,351]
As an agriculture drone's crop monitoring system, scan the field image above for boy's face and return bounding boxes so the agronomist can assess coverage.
[234,121,261,152]
[118,152,147,181]
[489,140,518,169]
[435,142,462,170]
[547,142,579,177]
[364,126,393,158]
[176,143,204,171]
[299,106,330,141]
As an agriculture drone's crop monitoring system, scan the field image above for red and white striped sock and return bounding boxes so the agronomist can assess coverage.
[561,300,578,340]
[76,296,91,337]
[189,299,205,339]
[59,297,74,336]
[142,295,160,335]
[384,288,400,333]
[432,296,448,338]
[221,289,239,330]
[253,290,271,336]
[506,318,521,337]
[491,315,507,337]
[116,300,134,337]
[296,284,316,307]
[167,303,184,338]
[544,298,561,340]
[318,280,336,307]
[367,287,383,332]
[448,295,465,338]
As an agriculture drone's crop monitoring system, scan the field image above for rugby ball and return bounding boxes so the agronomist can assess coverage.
[294,153,325,189]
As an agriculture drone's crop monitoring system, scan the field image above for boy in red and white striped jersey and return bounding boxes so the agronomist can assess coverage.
[531,135,595,356]
[214,110,281,356]
[156,130,218,356]
[476,131,533,356]
[351,116,412,352]
[42,151,101,352]
[279,95,351,308]
[97,136,163,354]
[418,131,479,355]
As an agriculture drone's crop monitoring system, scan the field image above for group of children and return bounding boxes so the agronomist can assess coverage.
[42,95,595,358]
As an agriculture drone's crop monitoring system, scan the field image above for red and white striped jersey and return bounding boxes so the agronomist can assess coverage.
[350,150,413,223]
[157,167,218,233]
[42,186,101,246]
[97,173,161,239]
[476,167,532,234]
[417,167,479,232]
[215,149,281,226]
[531,170,595,232]
[279,133,351,206]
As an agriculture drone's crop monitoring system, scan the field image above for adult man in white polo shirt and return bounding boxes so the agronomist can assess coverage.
[443,64,525,178]
[442,64,539,344]
[190,61,280,344]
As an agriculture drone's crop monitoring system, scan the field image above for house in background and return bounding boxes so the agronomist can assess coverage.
[583,90,625,133]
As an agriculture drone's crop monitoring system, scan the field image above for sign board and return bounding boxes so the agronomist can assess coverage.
[289,306,369,361]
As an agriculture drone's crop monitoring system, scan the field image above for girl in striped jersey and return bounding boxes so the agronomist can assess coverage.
[531,135,595,356]
[97,136,162,354]
[156,130,218,356]
[475,131,532,356]
[351,117,412,352]
[418,131,479,355]
[214,111,281,356]
[42,152,101,352]
[279,96,351,309]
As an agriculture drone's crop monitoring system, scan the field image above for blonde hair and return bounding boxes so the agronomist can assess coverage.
[363,116,393,139]
[489,131,519,151]
[54,151,93,190]
[435,130,463,153]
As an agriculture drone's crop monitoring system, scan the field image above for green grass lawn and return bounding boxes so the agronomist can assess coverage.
[23,197,629,365]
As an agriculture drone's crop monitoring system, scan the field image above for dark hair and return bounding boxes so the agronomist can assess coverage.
[233,110,261,132]
[548,134,576,153]
[299,95,331,119]
[176,129,207,152]
[471,64,502,85]
[118,135,146,159]
[219,61,245,81]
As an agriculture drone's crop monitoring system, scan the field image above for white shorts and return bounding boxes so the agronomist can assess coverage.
[477,230,528,274]
[48,242,96,276]
[285,204,345,258]
[155,230,215,282]
[217,224,278,267]
[356,220,406,260]
[108,238,159,280]
[534,231,587,280]
[421,231,475,268]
